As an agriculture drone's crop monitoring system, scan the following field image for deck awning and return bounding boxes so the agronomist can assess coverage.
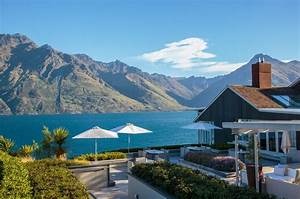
[222,120,300,132]
[222,119,300,193]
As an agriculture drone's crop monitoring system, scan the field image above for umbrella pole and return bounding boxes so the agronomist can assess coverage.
[128,135,130,155]
[95,138,97,162]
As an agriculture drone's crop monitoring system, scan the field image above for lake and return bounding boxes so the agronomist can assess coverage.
[0,111,198,157]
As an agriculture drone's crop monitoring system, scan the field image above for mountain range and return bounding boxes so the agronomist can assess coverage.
[0,33,299,115]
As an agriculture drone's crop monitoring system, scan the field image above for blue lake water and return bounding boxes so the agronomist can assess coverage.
[0,111,198,157]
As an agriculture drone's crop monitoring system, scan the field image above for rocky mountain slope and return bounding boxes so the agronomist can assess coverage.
[0,33,299,115]
[0,34,187,114]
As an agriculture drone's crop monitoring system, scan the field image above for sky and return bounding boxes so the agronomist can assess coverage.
[1,0,300,77]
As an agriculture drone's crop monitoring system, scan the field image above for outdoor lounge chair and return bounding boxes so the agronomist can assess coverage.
[264,166,300,199]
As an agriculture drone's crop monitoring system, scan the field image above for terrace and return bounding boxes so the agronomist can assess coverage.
[1,119,300,199]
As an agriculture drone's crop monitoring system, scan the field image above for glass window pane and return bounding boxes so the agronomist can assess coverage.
[277,132,283,153]
[269,132,276,152]
[297,131,300,150]
[272,95,300,108]
[260,133,267,150]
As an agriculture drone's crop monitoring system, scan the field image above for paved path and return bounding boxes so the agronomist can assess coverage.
[90,165,128,199]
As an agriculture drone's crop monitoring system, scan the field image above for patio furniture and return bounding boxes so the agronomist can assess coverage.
[265,175,300,199]
[144,149,165,161]
[265,166,300,183]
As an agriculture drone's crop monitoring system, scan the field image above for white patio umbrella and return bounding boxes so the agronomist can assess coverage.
[281,131,291,154]
[72,126,118,161]
[182,122,221,130]
[111,123,152,154]
[182,122,221,145]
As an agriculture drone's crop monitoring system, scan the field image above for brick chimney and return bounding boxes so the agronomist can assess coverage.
[252,59,272,88]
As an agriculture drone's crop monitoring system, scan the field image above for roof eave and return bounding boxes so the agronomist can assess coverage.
[258,108,300,115]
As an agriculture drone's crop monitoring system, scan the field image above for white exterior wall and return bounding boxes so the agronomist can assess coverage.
[128,175,169,199]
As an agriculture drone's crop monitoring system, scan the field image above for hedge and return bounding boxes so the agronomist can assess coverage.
[75,152,126,161]
[26,159,89,199]
[131,162,276,199]
[0,152,32,199]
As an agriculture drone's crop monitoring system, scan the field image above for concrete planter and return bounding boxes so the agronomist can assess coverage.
[128,174,173,199]
[210,148,229,154]
[69,165,109,190]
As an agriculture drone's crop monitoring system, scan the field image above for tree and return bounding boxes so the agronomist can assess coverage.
[53,128,69,159]
[0,135,15,154]
[40,126,54,158]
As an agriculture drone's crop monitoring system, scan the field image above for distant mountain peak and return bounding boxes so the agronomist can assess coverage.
[40,44,53,50]
[0,33,34,47]
[250,53,273,62]
[110,59,127,66]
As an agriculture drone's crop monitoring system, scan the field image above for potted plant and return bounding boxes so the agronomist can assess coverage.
[245,134,262,189]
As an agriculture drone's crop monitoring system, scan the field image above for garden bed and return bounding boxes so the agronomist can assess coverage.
[184,151,244,172]
[179,159,235,178]
[131,162,275,199]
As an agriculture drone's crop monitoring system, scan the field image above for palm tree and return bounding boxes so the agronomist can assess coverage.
[0,135,15,153]
[53,128,69,159]
[41,126,53,158]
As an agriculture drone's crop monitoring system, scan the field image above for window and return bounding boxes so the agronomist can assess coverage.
[260,133,267,150]
[198,129,213,145]
[277,132,283,153]
[269,132,276,152]
[272,95,300,108]
[297,131,300,150]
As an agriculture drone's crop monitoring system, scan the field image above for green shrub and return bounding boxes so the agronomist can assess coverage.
[0,152,32,199]
[75,152,126,161]
[0,135,15,153]
[26,159,89,199]
[132,162,275,199]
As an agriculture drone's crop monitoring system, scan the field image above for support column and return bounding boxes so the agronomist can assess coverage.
[254,134,259,193]
[235,134,240,186]
[275,131,279,153]
[266,132,269,151]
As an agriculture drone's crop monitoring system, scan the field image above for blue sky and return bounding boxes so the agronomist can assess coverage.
[1,0,299,77]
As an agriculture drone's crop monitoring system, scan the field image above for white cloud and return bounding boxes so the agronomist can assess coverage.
[200,62,247,74]
[140,37,245,76]
[142,38,215,69]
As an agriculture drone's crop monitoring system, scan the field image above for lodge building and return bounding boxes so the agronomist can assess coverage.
[194,59,300,162]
